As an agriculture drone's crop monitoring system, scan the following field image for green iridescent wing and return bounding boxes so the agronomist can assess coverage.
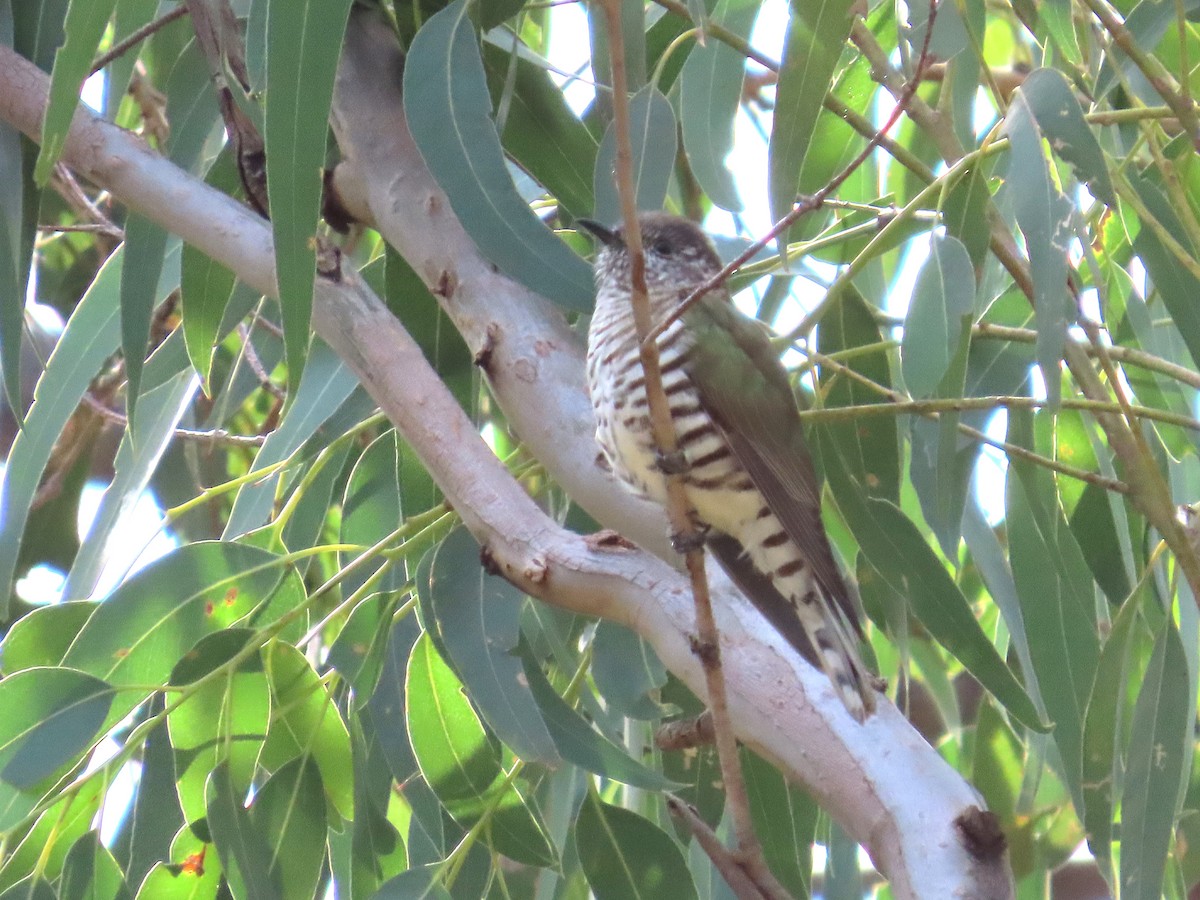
[682,296,861,632]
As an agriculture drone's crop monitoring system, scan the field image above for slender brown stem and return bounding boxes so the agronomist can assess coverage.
[90,4,190,75]
[667,795,768,900]
[597,2,788,897]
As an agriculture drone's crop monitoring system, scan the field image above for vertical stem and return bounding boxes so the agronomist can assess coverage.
[595,1,789,897]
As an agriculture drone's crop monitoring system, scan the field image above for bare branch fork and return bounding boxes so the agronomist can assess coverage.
[0,22,1014,898]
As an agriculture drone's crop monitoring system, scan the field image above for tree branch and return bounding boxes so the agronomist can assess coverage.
[0,27,1012,899]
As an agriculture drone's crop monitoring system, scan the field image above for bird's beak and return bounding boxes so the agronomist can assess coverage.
[577,218,623,248]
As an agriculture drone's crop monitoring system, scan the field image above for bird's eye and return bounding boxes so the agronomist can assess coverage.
[651,239,674,256]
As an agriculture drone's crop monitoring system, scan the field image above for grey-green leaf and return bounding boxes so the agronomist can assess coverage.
[593,85,678,226]
[404,0,594,311]
[678,0,758,211]
[902,234,975,399]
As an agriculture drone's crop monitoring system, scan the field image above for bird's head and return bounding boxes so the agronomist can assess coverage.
[578,213,723,302]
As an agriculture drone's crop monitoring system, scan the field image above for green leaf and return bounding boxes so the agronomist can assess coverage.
[181,149,241,389]
[167,644,270,825]
[404,0,594,311]
[678,0,758,211]
[0,248,122,613]
[1081,595,1139,882]
[591,621,668,720]
[482,42,597,219]
[251,759,328,900]
[372,867,453,900]
[61,542,303,692]
[1127,174,1200,373]
[0,602,96,675]
[119,215,171,425]
[742,748,817,898]
[425,528,559,764]
[119,695,184,891]
[901,234,975,399]
[769,0,858,240]
[34,0,117,183]
[60,832,129,900]
[1003,87,1075,409]
[819,435,1046,732]
[592,85,677,226]
[265,0,353,395]
[576,792,697,900]
[329,592,400,704]
[260,641,354,820]
[206,760,282,900]
[0,771,108,884]
[816,287,900,503]
[63,371,198,602]
[222,340,361,537]
[521,649,677,791]
[0,667,113,791]
[1006,410,1101,812]
[1121,622,1192,900]
[405,631,501,804]
[1019,68,1114,205]
[0,91,37,427]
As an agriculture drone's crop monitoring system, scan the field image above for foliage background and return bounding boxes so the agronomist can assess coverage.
[1,0,1199,896]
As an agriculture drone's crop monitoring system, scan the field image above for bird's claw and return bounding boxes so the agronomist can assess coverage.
[654,449,690,476]
[670,527,707,554]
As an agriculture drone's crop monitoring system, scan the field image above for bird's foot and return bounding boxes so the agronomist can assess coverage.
[670,526,708,554]
[654,448,690,476]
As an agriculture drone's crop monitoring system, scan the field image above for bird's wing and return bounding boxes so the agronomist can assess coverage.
[681,298,862,632]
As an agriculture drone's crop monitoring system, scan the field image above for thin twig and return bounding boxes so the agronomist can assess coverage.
[845,16,1200,605]
[90,4,190,76]
[81,392,266,446]
[973,322,1200,391]
[802,348,1130,495]
[667,795,767,900]
[642,0,938,349]
[1079,0,1200,149]
[598,1,788,897]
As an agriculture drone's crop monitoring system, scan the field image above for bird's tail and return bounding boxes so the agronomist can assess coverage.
[708,533,877,721]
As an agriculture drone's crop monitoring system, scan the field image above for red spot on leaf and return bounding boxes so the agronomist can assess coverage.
[180,846,207,876]
[224,587,238,606]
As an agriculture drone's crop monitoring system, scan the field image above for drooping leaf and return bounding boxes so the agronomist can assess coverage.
[1120,621,1192,900]
[265,0,353,396]
[0,248,123,613]
[902,234,975,399]
[1006,409,1101,812]
[592,85,678,226]
[424,527,559,764]
[34,0,117,183]
[206,760,282,900]
[260,641,354,820]
[404,0,594,311]
[770,0,859,243]
[678,0,758,211]
[1003,87,1075,409]
[0,667,114,792]
[576,792,697,900]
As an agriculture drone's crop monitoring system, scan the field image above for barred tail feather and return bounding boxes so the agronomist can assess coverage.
[707,533,876,721]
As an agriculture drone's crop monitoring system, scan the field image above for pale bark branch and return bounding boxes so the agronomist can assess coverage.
[0,27,1012,899]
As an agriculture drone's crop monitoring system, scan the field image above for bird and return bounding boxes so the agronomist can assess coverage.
[580,211,876,721]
